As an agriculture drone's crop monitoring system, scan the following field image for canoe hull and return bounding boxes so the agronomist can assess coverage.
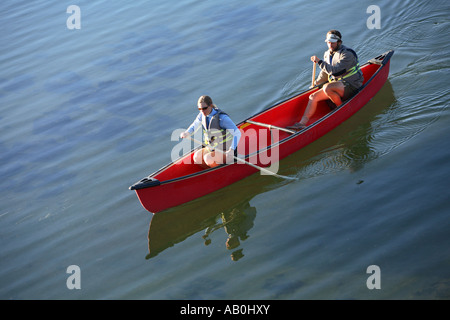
[131,51,394,213]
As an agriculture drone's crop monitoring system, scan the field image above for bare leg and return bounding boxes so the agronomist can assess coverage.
[322,82,345,106]
[194,148,210,168]
[288,82,346,131]
[204,151,219,167]
[204,150,231,167]
[299,89,330,125]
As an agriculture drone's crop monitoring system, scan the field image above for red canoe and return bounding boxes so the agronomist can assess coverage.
[130,50,394,213]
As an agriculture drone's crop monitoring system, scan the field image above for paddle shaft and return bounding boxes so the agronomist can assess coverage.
[186,135,297,180]
[312,61,317,87]
[245,120,296,134]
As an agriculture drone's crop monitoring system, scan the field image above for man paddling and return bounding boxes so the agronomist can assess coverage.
[288,30,364,130]
[180,95,241,168]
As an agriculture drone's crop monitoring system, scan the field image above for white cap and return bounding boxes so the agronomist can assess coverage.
[325,33,341,43]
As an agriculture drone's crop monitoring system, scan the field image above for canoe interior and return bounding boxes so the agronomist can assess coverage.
[152,62,381,183]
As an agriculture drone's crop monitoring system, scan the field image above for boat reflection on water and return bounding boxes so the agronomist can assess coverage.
[146,174,276,261]
[201,201,256,261]
[146,80,396,261]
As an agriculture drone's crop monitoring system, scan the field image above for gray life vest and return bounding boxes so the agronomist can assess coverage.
[201,108,234,151]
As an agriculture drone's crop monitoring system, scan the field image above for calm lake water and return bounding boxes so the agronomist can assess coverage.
[1,0,449,300]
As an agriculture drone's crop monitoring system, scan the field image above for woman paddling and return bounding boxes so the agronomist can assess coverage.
[180,95,241,168]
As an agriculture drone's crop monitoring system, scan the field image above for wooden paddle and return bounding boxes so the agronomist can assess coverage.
[245,120,296,134]
[186,135,298,180]
[311,61,317,87]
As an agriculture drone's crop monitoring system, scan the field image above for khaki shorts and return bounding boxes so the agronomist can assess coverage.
[341,80,359,101]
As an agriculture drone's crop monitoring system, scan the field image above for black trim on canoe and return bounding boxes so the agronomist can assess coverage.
[130,177,161,190]
[368,50,394,65]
